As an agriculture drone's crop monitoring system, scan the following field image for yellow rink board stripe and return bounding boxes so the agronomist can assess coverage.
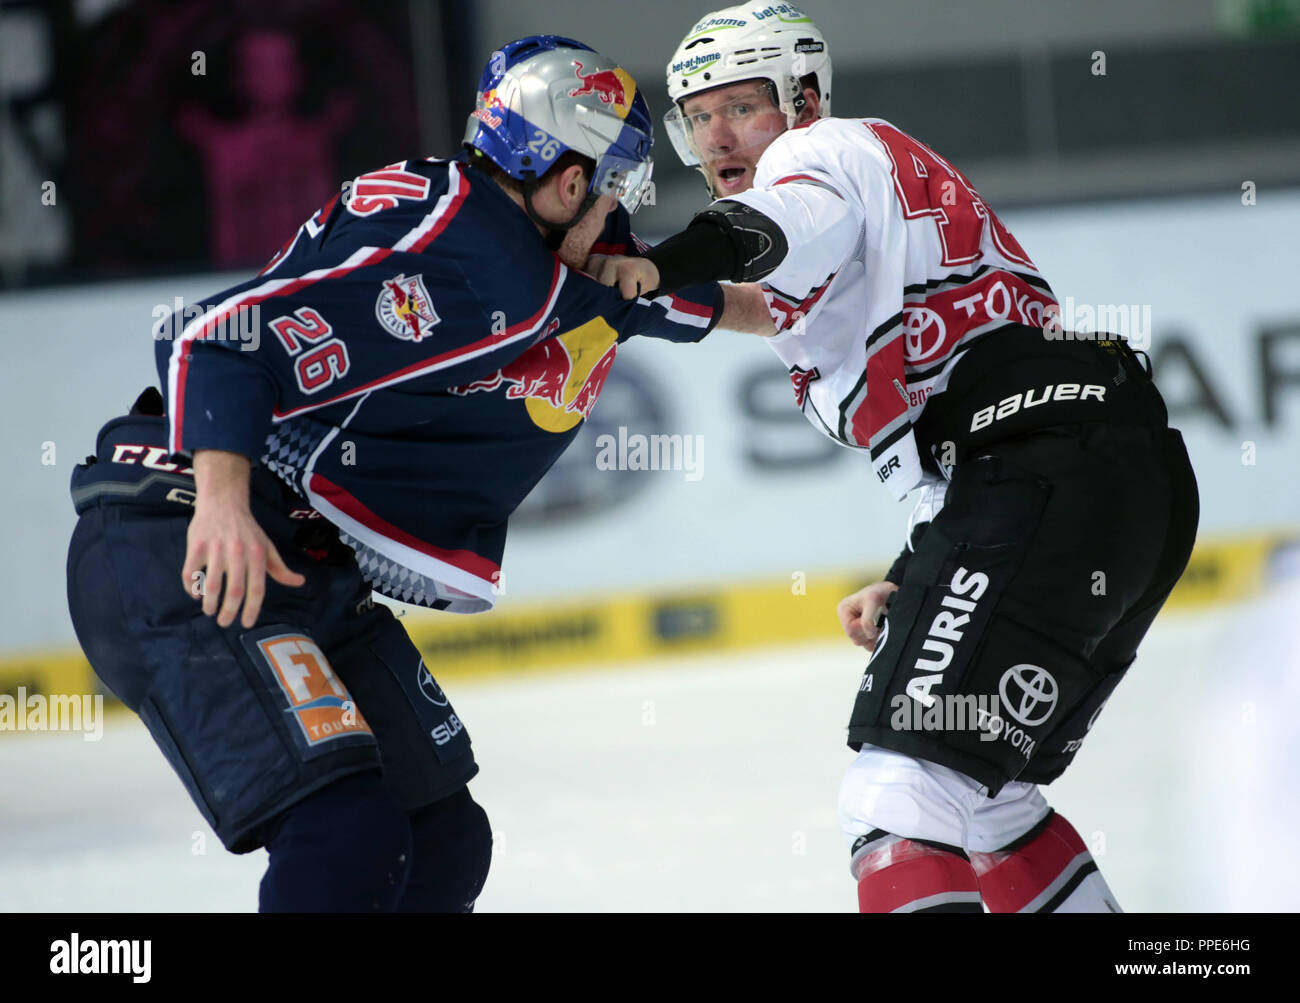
[1,528,1294,728]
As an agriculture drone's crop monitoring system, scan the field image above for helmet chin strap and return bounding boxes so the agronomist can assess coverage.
[521,172,600,251]
[699,165,723,201]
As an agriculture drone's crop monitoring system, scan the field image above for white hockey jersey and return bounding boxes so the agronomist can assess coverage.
[727,117,1058,504]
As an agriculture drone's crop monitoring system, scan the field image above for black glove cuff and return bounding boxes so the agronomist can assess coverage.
[692,200,789,282]
[644,222,737,297]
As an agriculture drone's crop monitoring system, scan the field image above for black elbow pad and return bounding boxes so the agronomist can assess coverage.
[692,200,789,283]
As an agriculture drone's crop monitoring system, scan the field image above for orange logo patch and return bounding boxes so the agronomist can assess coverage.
[257,634,373,746]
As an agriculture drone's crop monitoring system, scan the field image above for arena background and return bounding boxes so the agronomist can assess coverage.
[1,0,1297,912]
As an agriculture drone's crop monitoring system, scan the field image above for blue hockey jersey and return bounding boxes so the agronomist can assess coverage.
[156,155,722,613]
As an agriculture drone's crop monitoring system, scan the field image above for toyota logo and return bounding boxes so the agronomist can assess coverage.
[416,658,449,706]
[902,307,946,361]
[998,664,1059,726]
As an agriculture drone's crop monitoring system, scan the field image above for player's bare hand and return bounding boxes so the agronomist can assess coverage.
[837,581,899,650]
[182,450,305,630]
[592,254,659,300]
[582,253,611,277]
[182,506,305,629]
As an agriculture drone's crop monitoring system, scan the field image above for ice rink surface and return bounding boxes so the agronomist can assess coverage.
[2,585,1297,913]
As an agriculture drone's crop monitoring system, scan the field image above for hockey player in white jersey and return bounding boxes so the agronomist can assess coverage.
[596,3,1199,913]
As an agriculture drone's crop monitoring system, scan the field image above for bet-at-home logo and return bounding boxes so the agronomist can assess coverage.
[672,52,721,74]
[691,15,745,32]
[752,4,809,23]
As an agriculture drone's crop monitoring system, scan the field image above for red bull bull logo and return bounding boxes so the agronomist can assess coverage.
[376,273,440,342]
[567,62,636,119]
[449,318,619,433]
[471,87,506,130]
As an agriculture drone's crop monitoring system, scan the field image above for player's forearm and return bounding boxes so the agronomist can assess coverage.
[193,449,253,510]
[719,283,777,336]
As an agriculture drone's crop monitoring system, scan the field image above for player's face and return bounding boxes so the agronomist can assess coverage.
[680,82,788,197]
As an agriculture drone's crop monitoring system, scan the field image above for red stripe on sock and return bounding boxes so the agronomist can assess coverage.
[971,813,1088,913]
[855,840,980,913]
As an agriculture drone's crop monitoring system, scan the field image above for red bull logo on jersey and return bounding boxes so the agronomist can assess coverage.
[568,62,636,119]
[449,318,619,433]
[376,273,441,342]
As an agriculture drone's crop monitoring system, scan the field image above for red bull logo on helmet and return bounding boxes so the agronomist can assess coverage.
[471,87,507,129]
[567,61,637,120]
[449,318,619,433]
[376,273,440,342]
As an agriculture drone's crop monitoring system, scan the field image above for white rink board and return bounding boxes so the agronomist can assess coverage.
[2,592,1296,913]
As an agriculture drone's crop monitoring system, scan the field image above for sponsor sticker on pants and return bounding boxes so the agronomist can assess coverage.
[256,634,373,746]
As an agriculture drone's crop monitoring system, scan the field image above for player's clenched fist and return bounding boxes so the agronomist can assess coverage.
[837,581,899,651]
[181,450,304,629]
[589,254,660,300]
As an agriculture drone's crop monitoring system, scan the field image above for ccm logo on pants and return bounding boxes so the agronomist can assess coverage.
[970,383,1105,432]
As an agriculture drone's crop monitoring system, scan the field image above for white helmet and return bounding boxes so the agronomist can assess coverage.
[663,3,832,169]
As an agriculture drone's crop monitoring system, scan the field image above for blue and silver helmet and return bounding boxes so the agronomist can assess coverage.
[464,35,655,213]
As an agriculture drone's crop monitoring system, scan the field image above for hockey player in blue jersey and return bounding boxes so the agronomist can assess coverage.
[65,36,754,912]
